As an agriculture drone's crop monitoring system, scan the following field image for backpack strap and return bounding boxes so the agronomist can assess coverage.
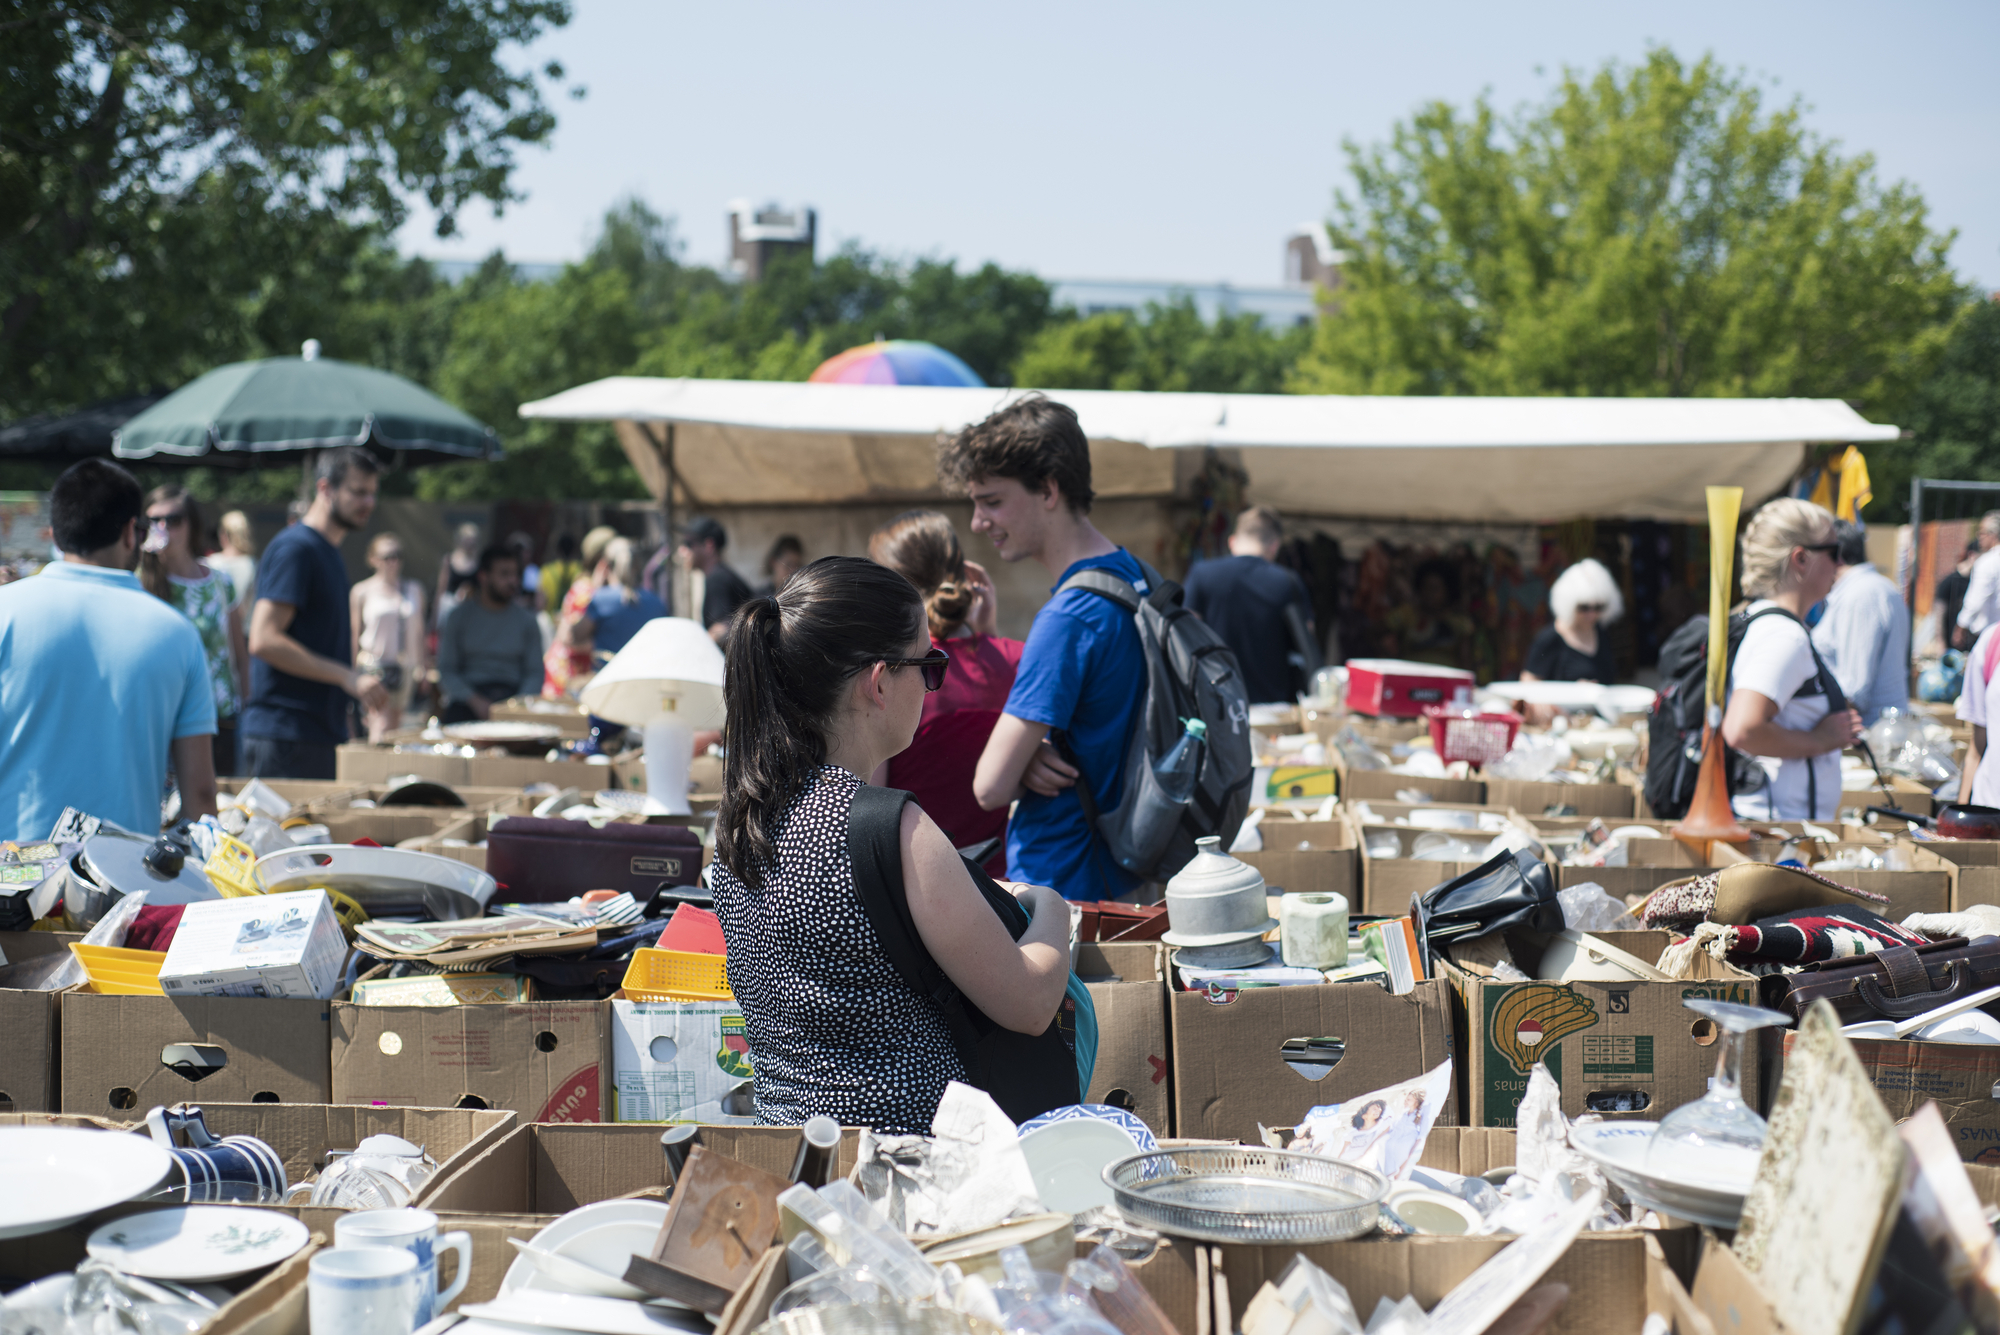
[1735,605,1848,818]
[847,786,948,1004]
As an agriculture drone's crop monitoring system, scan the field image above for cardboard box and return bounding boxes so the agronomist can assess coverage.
[1710,841,1953,919]
[185,1102,516,1206]
[159,891,347,1000]
[1078,942,1172,1138]
[299,783,534,816]
[1239,818,1361,904]
[335,743,646,792]
[1353,823,1492,917]
[0,931,77,1112]
[1339,768,1486,807]
[1819,1031,2000,1165]
[609,999,754,1123]
[1551,838,1718,903]
[1930,837,2000,912]
[1689,1231,1782,1335]
[1170,978,1457,1143]
[424,1120,863,1215]
[1443,931,1760,1128]
[1485,777,1637,820]
[331,999,610,1121]
[309,808,482,848]
[62,993,332,1114]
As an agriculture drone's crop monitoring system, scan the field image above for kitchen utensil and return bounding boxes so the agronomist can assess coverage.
[1170,936,1274,970]
[505,1237,650,1300]
[1016,1119,1140,1214]
[1867,803,2000,840]
[1159,837,1276,946]
[1015,1103,1159,1152]
[1102,1146,1388,1244]
[309,1247,422,1335]
[338,1208,473,1325]
[88,1206,309,1282]
[0,1127,175,1238]
[255,844,495,919]
[496,1201,672,1302]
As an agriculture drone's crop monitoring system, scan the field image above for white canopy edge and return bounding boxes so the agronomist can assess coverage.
[518,378,1898,522]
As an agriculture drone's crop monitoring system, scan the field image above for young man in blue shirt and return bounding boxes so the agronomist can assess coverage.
[944,397,1148,902]
[0,459,217,837]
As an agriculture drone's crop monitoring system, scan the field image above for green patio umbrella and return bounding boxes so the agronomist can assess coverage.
[113,341,501,468]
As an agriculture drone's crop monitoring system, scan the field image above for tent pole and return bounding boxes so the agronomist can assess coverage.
[663,423,676,617]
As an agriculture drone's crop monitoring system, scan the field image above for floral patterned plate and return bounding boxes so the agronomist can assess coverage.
[1016,1104,1160,1152]
[87,1206,309,1282]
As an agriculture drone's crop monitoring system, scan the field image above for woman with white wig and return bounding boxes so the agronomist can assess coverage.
[1522,558,1622,685]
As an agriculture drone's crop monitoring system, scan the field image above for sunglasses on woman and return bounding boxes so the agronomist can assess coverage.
[882,646,951,691]
[1574,602,1607,613]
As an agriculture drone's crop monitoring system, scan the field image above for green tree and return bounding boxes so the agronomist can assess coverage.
[1013,299,1310,392]
[1292,48,1963,420]
[1867,298,2000,521]
[1,0,573,418]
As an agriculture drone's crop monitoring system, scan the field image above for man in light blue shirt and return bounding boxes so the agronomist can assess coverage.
[0,460,217,838]
[1811,520,1911,726]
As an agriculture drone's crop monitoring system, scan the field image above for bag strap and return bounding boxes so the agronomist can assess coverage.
[846,786,946,1003]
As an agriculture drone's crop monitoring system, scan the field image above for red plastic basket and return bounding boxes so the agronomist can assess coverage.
[1421,706,1521,769]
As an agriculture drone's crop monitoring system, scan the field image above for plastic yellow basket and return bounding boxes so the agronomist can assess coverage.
[70,943,166,995]
[621,947,732,1002]
[204,835,262,898]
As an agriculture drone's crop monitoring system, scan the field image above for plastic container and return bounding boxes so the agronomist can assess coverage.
[1344,659,1476,718]
[1421,705,1521,769]
[203,834,264,899]
[620,947,732,1002]
[69,943,167,995]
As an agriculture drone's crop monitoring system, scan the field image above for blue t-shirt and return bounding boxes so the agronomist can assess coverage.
[588,586,668,656]
[1003,549,1149,902]
[0,563,216,838]
[242,523,351,745]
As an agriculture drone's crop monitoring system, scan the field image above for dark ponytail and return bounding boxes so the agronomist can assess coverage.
[716,556,925,888]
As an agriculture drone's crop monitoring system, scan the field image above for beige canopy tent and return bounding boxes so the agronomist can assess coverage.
[517,378,1899,523]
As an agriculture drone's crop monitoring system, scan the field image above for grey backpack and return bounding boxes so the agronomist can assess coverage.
[1057,559,1253,882]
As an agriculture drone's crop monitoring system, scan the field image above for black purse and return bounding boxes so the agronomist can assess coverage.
[1414,848,1562,968]
[847,785,1080,1124]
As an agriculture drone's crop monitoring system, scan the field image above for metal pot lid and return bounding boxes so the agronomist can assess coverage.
[80,830,219,903]
[1164,837,1266,901]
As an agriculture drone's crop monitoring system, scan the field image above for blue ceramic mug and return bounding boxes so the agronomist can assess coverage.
[145,1104,288,1202]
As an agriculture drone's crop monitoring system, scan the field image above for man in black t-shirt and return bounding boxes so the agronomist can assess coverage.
[243,447,389,779]
[1183,506,1315,704]
[677,516,754,643]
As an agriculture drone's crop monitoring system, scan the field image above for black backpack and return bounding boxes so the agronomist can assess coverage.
[846,785,1081,1125]
[1056,558,1254,882]
[1643,607,1845,819]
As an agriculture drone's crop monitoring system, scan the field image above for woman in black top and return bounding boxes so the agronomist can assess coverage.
[1522,557,1621,685]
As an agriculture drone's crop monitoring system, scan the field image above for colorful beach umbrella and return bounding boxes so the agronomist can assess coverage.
[808,340,985,388]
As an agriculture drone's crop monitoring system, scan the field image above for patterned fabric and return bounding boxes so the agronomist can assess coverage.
[542,577,596,697]
[1729,905,1927,964]
[1639,864,1888,931]
[709,765,967,1134]
[168,566,239,716]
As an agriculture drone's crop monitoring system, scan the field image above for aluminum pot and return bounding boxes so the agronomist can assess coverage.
[1161,836,1277,946]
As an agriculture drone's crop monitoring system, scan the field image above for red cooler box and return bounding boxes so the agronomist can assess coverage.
[1345,659,1476,718]
[486,816,703,903]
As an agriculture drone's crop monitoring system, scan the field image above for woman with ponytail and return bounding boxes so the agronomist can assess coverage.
[868,511,1023,873]
[711,556,1071,1134]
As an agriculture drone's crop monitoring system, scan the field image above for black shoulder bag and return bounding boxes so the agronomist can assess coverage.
[846,785,1079,1124]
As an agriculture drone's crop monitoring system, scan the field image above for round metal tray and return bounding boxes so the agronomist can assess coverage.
[1103,1146,1388,1244]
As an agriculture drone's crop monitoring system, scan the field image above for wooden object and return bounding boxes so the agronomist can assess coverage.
[623,1143,789,1314]
[1733,1000,1907,1335]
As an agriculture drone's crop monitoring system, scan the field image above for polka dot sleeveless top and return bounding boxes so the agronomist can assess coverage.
[709,765,967,1134]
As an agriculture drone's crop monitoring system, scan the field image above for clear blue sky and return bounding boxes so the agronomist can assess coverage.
[398,0,1999,291]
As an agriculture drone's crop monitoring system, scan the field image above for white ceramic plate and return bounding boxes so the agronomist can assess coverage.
[1385,1186,1483,1235]
[1568,1122,1754,1228]
[86,1206,309,1282]
[0,1128,174,1239]
[499,1201,678,1305]
[255,843,497,913]
[1018,1118,1141,1214]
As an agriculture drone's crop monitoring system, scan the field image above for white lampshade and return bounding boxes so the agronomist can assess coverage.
[579,617,726,730]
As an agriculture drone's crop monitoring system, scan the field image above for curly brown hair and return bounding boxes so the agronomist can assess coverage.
[936,394,1094,513]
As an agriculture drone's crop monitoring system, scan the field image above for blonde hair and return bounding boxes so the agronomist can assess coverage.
[1549,558,1623,625]
[219,510,253,553]
[603,536,639,604]
[1740,497,1835,598]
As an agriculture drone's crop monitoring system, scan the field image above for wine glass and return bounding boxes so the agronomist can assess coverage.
[1645,998,1789,1183]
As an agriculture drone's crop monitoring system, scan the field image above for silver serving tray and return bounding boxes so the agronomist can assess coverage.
[1104,1146,1388,1244]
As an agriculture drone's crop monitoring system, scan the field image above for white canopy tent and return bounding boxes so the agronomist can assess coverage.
[518,378,1898,523]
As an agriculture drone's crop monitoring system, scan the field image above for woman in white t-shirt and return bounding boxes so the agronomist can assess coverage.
[1957,626,2000,807]
[1721,498,1864,822]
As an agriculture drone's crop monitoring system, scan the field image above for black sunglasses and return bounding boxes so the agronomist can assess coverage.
[1798,542,1839,555]
[1574,602,1607,613]
[883,646,950,691]
[149,511,188,527]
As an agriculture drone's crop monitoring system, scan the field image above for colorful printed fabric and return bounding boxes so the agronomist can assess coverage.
[168,566,239,717]
[1728,905,1928,964]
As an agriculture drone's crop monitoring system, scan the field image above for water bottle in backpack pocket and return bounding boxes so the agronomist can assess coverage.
[1122,718,1207,859]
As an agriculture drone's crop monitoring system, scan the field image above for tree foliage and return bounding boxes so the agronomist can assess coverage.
[1292,48,1964,420]
[1013,300,1311,393]
[1,0,574,417]
[1868,298,2000,521]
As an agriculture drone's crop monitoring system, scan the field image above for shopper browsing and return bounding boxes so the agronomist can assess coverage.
[0,460,217,837]
[1522,558,1621,685]
[243,447,387,780]
[1955,623,2000,809]
[140,486,248,777]
[677,516,754,642]
[436,545,543,723]
[942,396,1149,903]
[582,537,667,657]
[1955,513,2000,650]
[349,533,427,743]
[1810,520,1911,726]
[1181,505,1315,705]
[870,510,1023,868]
[708,557,1070,1132]
[1720,499,1864,823]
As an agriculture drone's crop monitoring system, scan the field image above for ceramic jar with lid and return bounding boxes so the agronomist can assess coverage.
[1160,836,1277,945]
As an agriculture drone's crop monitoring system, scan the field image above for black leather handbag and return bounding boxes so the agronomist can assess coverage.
[1414,848,1562,968]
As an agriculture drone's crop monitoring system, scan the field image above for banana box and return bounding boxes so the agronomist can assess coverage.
[1440,929,1760,1128]
[608,998,756,1124]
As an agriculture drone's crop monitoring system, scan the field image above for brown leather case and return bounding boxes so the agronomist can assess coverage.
[485,815,702,903]
[1765,934,2000,1024]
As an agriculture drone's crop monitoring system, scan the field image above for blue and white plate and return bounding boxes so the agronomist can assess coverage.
[1016,1104,1158,1153]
